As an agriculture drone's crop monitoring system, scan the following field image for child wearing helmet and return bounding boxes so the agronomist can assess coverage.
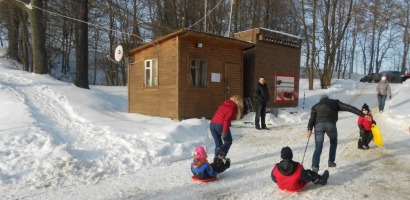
[191,145,218,180]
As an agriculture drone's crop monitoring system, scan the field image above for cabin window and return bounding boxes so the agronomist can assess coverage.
[144,59,158,87]
[190,59,207,87]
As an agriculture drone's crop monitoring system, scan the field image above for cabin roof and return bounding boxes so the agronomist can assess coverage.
[125,29,254,56]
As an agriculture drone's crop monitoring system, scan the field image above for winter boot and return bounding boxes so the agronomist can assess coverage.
[318,170,329,185]
[328,162,336,167]
[312,166,319,173]
[358,140,365,150]
[309,170,320,184]
[225,158,231,169]
[217,148,227,161]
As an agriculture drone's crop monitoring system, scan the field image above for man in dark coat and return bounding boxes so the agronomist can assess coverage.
[253,76,270,130]
[307,95,364,172]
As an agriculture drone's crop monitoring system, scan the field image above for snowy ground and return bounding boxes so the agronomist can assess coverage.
[1,47,410,200]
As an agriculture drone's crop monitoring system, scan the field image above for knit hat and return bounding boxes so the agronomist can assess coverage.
[320,94,329,100]
[281,146,293,160]
[193,145,207,159]
[362,103,370,112]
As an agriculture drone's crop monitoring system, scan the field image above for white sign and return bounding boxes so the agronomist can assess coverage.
[211,73,221,82]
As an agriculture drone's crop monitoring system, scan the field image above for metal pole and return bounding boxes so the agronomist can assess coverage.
[303,91,305,109]
[301,136,310,164]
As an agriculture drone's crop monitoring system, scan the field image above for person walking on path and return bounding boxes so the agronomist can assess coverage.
[376,75,392,113]
[210,95,243,166]
[306,95,365,172]
[271,146,329,192]
[253,76,270,130]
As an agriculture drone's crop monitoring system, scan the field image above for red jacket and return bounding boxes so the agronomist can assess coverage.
[272,164,308,192]
[358,114,373,131]
[211,100,238,132]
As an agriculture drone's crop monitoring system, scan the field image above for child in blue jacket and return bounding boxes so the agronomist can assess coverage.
[191,146,217,179]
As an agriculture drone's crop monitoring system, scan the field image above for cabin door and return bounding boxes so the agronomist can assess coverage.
[224,63,242,100]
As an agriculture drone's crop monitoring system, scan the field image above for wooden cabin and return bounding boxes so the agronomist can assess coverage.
[126,29,254,120]
[234,28,302,110]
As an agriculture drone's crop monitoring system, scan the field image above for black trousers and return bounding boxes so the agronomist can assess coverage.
[254,101,267,128]
[358,130,373,147]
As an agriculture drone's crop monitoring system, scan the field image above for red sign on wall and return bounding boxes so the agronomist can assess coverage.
[274,74,298,103]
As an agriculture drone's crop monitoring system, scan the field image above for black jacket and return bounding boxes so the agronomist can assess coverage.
[307,98,363,131]
[253,83,270,102]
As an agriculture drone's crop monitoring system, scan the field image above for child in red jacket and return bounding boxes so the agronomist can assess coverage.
[357,103,374,150]
[271,146,329,192]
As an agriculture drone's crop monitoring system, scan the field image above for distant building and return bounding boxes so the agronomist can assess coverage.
[125,29,253,120]
[234,28,302,110]
[126,28,302,120]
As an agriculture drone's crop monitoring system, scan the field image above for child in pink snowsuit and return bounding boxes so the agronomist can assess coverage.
[190,146,217,180]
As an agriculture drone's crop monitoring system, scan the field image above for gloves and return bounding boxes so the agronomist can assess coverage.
[389,96,391,99]
[222,132,227,138]
[372,120,377,125]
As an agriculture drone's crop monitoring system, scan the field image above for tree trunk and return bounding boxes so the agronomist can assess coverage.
[5,3,20,62]
[401,3,410,74]
[74,0,89,89]
[29,0,48,74]
[20,13,30,71]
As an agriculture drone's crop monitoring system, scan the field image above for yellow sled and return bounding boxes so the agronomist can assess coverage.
[371,124,384,147]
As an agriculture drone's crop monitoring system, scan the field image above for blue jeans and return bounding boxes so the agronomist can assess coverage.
[377,94,387,111]
[312,122,338,168]
[210,122,232,158]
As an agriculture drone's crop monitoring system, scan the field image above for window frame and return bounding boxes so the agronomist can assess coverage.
[190,58,208,88]
[144,58,158,87]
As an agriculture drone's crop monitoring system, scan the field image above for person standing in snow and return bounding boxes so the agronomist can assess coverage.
[376,75,392,113]
[357,103,375,150]
[306,95,364,172]
[253,76,270,130]
[191,146,218,180]
[210,95,243,167]
[271,146,329,192]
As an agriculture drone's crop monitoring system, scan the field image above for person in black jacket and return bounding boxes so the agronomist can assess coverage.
[306,95,364,172]
[253,76,270,130]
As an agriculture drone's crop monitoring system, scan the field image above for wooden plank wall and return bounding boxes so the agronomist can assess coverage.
[128,38,179,119]
[178,36,244,119]
[235,28,301,108]
[255,41,301,108]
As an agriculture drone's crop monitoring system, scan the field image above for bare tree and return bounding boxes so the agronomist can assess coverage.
[1,1,21,62]
[74,0,89,89]
[27,0,48,74]
[400,2,410,74]
[300,0,318,90]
